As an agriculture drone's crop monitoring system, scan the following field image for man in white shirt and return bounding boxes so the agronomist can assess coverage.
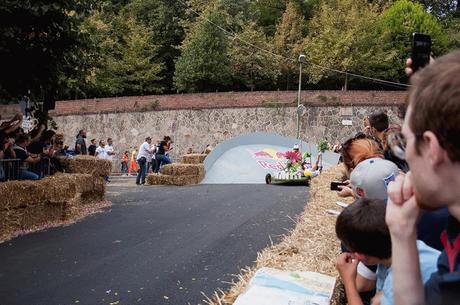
[136,137,155,185]
[95,140,107,159]
[105,138,116,161]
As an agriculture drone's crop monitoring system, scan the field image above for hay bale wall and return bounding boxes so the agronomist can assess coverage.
[181,153,207,164]
[204,165,348,305]
[0,173,107,243]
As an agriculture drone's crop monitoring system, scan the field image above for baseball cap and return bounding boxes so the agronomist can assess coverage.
[293,144,300,150]
[350,158,400,200]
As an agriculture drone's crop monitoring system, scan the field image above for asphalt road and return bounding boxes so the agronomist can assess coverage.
[0,182,309,305]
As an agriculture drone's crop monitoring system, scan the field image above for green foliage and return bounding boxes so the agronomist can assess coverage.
[229,22,281,91]
[273,1,306,89]
[82,11,163,96]
[0,0,97,102]
[317,139,329,153]
[304,0,394,86]
[174,6,232,92]
[380,0,449,81]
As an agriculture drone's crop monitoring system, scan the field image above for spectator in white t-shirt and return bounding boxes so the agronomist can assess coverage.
[105,138,116,162]
[95,140,107,159]
[95,140,110,182]
[136,136,155,185]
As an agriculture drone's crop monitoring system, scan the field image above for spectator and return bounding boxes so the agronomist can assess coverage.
[105,138,116,162]
[154,136,172,173]
[367,112,389,143]
[136,137,155,185]
[74,129,87,155]
[336,198,439,305]
[128,148,138,176]
[95,140,107,159]
[386,51,460,305]
[13,134,40,180]
[121,151,129,175]
[88,139,97,156]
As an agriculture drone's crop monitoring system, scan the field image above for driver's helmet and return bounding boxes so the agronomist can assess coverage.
[293,144,300,151]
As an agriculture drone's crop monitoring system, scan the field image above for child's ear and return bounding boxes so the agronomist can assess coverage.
[356,187,365,198]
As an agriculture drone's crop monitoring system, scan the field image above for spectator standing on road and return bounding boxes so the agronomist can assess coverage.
[105,138,116,162]
[88,139,97,156]
[121,151,129,175]
[96,140,110,182]
[74,130,87,155]
[136,137,155,185]
[128,148,138,175]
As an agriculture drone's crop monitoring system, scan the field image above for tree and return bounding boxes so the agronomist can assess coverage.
[125,0,186,93]
[82,11,163,96]
[273,1,307,90]
[380,0,449,81]
[229,22,281,91]
[174,6,231,92]
[0,0,96,103]
[303,0,393,87]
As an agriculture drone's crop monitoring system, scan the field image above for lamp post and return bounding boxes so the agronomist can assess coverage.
[296,54,306,139]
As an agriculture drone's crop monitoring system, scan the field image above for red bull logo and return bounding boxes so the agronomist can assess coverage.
[250,148,286,171]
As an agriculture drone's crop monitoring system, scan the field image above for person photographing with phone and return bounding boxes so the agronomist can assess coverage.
[386,50,460,305]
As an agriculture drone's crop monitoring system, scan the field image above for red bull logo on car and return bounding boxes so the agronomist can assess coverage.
[249,148,286,171]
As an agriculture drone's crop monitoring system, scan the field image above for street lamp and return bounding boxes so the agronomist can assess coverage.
[296,54,306,139]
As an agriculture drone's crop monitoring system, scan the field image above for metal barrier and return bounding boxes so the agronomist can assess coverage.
[0,158,52,181]
[0,159,20,181]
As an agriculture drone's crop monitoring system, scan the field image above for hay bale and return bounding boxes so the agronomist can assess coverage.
[0,180,47,209]
[161,164,205,176]
[147,173,200,186]
[181,154,207,164]
[60,155,112,177]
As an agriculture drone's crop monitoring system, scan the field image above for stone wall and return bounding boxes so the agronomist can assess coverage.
[54,105,402,163]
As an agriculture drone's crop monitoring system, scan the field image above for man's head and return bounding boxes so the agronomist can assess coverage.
[145,136,152,144]
[16,134,31,146]
[404,50,460,209]
[336,198,391,264]
[78,129,87,138]
[368,112,389,133]
[351,158,400,200]
[99,140,105,147]
[107,138,113,145]
[91,139,96,145]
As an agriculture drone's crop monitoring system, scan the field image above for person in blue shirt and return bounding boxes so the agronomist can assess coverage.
[335,198,439,305]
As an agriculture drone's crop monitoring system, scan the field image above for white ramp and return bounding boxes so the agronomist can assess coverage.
[202,133,340,184]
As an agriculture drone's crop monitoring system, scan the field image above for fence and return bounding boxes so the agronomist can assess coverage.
[0,158,51,182]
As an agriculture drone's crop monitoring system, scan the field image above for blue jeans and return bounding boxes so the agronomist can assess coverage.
[154,155,171,173]
[136,157,147,184]
[19,169,39,180]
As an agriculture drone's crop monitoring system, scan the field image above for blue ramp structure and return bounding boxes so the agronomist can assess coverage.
[202,132,340,184]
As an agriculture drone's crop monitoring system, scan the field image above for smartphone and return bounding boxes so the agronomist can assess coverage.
[330,181,348,191]
[412,33,432,72]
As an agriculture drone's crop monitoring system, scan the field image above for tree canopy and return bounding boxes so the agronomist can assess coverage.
[0,0,459,103]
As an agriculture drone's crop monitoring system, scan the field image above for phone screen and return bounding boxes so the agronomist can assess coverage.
[412,33,431,72]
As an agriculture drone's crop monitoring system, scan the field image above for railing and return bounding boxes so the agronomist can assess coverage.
[0,159,20,181]
[0,157,52,182]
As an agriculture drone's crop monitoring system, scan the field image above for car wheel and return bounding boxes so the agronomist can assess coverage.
[265,174,272,184]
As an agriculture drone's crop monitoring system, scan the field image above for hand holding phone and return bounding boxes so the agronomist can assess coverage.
[330,181,348,191]
[411,33,431,72]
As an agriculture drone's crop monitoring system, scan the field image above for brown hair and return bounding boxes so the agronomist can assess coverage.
[342,137,383,174]
[408,50,460,162]
[336,198,391,259]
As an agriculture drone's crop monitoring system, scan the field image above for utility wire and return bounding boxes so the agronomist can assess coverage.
[180,0,410,89]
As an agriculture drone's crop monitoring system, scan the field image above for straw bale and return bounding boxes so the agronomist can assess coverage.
[204,165,350,305]
[60,155,112,177]
[147,173,201,186]
[0,180,46,209]
[181,154,207,164]
[161,164,205,176]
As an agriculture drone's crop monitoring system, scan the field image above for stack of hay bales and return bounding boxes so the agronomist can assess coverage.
[0,157,112,242]
[147,153,207,186]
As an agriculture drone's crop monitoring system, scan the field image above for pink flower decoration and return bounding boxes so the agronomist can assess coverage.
[284,150,301,163]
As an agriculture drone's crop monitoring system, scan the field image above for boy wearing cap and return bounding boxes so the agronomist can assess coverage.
[336,198,439,305]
